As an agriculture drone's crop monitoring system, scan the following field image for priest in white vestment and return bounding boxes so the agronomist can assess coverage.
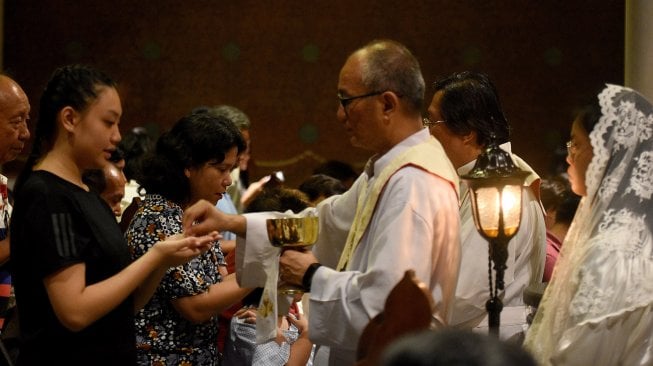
[425,71,547,339]
[183,40,462,366]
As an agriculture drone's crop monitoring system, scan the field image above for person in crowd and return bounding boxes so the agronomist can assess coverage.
[126,111,252,365]
[9,65,216,365]
[83,164,127,218]
[539,177,580,282]
[425,71,547,338]
[116,126,153,232]
[118,126,153,209]
[0,73,30,334]
[222,187,313,366]
[298,174,346,205]
[194,104,252,216]
[381,328,536,366]
[244,187,309,214]
[313,160,358,189]
[83,149,128,218]
[524,85,653,365]
[182,39,461,365]
[191,105,253,354]
[217,184,310,354]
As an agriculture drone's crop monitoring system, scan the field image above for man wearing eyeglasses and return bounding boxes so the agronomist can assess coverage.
[182,40,461,365]
[425,71,547,340]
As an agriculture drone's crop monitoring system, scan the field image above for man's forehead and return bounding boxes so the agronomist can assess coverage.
[0,78,29,110]
[338,56,364,92]
[428,92,444,114]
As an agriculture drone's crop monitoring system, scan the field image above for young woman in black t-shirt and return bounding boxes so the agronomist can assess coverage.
[10,65,217,365]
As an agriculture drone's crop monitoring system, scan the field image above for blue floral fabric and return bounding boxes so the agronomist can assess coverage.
[126,194,226,366]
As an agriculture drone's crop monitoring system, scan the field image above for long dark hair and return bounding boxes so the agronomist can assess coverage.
[136,112,246,205]
[14,65,116,194]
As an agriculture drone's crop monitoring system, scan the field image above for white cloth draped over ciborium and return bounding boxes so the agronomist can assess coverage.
[234,213,297,344]
[524,84,653,365]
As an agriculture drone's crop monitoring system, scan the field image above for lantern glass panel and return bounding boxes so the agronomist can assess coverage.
[501,185,523,236]
[475,187,501,238]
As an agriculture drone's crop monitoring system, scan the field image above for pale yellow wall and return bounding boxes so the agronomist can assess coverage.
[626,0,653,101]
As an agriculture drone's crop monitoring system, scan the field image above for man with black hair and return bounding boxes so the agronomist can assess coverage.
[426,71,546,339]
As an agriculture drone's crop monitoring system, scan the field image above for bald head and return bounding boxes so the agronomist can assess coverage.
[355,40,425,114]
[0,75,31,164]
[336,40,425,154]
[102,164,127,216]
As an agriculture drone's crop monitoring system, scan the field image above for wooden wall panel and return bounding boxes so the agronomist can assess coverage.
[3,1,624,187]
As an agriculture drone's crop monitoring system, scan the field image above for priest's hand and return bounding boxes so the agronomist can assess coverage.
[183,199,246,237]
[279,249,317,287]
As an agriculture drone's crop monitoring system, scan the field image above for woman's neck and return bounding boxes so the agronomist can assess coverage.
[549,222,570,244]
[35,151,87,190]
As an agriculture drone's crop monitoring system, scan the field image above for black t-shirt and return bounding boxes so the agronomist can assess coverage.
[10,171,136,365]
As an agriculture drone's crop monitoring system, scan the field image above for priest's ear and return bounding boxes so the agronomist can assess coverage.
[380,91,401,115]
[461,130,478,146]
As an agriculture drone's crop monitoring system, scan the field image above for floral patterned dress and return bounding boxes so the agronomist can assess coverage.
[126,194,226,366]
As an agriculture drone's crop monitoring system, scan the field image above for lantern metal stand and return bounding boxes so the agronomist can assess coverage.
[460,137,529,337]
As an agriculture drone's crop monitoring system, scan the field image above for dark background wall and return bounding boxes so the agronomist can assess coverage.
[3,1,624,187]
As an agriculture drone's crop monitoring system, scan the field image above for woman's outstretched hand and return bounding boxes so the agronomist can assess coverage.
[154,231,219,267]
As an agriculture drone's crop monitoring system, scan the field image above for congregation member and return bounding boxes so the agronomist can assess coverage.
[117,126,153,231]
[539,177,579,282]
[223,187,314,366]
[298,174,346,205]
[200,105,254,252]
[118,126,153,213]
[10,65,216,365]
[192,105,254,354]
[126,111,252,365]
[83,149,128,217]
[182,39,461,365]
[381,328,536,366]
[425,71,547,338]
[0,73,30,332]
[524,85,653,365]
[312,160,358,189]
[209,105,253,215]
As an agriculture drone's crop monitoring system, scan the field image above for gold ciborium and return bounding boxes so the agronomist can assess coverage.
[266,216,319,294]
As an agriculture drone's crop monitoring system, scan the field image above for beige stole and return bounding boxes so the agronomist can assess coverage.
[510,152,542,202]
[335,137,459,271]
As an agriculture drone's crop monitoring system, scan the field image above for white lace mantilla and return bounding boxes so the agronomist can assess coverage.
[524,84,653,366]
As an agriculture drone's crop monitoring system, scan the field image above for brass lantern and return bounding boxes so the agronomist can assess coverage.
[460,138,529,336]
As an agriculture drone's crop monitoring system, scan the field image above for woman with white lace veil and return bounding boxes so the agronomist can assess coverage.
[524,84,653,365]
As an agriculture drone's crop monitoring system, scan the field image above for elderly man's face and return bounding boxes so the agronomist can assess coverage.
[336,54,385,153]
[0,76,30,164]
[101,164,127,216]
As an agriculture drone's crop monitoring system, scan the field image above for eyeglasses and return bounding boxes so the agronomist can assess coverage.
[423,117,445,127]
[337,91,384,110]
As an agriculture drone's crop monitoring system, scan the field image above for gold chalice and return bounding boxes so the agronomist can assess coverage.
[266,216,319,294]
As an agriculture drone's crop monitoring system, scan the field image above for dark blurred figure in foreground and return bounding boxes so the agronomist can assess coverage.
[381,328,536,366]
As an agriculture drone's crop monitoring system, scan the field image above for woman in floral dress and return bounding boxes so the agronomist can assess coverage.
[126,111,252,365]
